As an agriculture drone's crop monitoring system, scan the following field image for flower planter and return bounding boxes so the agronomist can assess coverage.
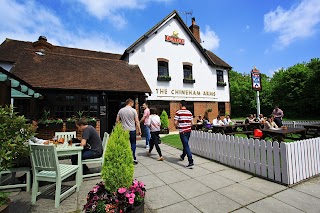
[157,76,171,81]
[129,200,144,213]
[183,79,195,84]
[0,201,10,213]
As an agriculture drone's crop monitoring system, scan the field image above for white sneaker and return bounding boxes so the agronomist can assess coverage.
[146,145,150,149]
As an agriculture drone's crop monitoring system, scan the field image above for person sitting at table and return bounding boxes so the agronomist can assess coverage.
[212,115,224,126]
[223,115,233,125]
[203,116,211,129]
[197,115,203,124]
[28,119,49,144]
[245,114,254,124]
[264,115,278,130]
[72,118,103,174]
[258,114,266,124]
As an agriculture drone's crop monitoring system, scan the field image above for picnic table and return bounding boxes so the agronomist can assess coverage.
[303,124,320,137]
[210,123,248,134]
[261,127,306,142]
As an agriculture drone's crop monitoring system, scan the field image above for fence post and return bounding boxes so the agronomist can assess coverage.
[293,121,296,128]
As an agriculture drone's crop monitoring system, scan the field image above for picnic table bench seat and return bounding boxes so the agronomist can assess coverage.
[0,167,31,192]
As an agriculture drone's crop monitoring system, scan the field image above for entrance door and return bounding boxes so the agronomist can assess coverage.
[106,100,122,133]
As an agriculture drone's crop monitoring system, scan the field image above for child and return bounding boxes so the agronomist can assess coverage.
[146,108,164,161]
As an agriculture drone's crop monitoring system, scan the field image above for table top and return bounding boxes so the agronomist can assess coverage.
[262,127,306,134]
[56,143,83,151]
[303,124,320,128]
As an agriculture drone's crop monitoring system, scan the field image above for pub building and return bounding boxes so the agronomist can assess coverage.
[0,10,231,135]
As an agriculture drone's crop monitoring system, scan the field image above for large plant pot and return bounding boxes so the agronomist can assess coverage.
[0,203,9,213]
[129,200,144,213]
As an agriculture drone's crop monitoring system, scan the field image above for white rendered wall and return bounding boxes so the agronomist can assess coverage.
[128,18,230,102]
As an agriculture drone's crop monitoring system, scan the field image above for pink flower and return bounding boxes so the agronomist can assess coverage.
[139,182,145,188]
[125,193,131,198]
[118,187,126,194]
[129,197,134,204]
[93,186,99,193]
[130,193,135,198]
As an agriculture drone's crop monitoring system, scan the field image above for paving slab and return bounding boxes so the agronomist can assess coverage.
[246,197,303,213]
[198,161,231,172]
[232,207,253,213]
[159,145,179,151]
[217,183,267,205]
[272,188,320,213]
[195,173,235,190]
[145,185,184,210]
[293,176,320,199]
[169,179,212,199]
[138,158,162,166]
[188,191,241,213]
[154,201,201,213]
[155,169,191,184]
[164,149,183,155]
[178,165,212,178]
[145,162,175,174]
[215,169,252,182]
[136,174,166,190]
[240,177,287,195]
[191,156,212,165]
[134,166,153,178]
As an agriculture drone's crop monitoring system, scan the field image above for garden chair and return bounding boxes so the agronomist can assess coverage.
[0,167,31,192]
[29,144,80,208]
[81,132,109,178]
[55,131,76,142]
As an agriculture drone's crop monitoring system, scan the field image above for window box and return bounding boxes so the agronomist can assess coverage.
[217,81,227,87]
[183,79,195,84]
[157,76,171,81]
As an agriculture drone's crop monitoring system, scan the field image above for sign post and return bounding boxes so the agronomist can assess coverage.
[251,67,262,116]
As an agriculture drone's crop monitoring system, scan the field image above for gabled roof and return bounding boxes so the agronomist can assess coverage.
[0,38,122,63]
[9,49,151,93]
[121,10,232,69]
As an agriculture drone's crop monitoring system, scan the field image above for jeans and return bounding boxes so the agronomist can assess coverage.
[149,131,162,157]
[144,124,150,146]
[71,149,101,165]
[180,131,193,164]
[129,130,137,160]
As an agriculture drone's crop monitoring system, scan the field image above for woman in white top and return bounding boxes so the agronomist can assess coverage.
[212,115,224,126]
[223,115,233,125]
[146,108,163,161]
[264,115,278,129]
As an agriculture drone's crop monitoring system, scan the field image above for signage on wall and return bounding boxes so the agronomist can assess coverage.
[251,67,262,91]
[165,30,185,45]
[155,88,216,97]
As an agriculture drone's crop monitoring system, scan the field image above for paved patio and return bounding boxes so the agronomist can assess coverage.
[5,139,320,212]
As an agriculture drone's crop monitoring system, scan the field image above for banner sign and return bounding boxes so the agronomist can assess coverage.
[251,67,262,91]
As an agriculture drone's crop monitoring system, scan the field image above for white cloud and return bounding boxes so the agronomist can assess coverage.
[75,0,173,29]
[200,25,220,51]
[0,0,126,54]
[264,0,320,48]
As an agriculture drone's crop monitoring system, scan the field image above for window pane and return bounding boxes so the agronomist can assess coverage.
[158,61,169,76]
[217,70,224,82]
[218,102,226,115]
[183,65,192,79]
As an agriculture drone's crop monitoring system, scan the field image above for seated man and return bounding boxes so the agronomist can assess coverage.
[245,114,254,124]
[223,115,233,125]
[259,114,266,124]
[71,118,103,173]
[212,115,224,126]
[28,119,48,144]
[264,115,278,129]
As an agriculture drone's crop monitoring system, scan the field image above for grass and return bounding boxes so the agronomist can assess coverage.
[161,134,182,149]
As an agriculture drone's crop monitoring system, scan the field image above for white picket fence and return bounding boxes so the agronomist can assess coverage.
[189,131,320,185]
[282,121,320,128]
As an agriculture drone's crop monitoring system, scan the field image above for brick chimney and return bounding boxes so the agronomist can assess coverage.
[32,36,53,52]
[189,17,200,43]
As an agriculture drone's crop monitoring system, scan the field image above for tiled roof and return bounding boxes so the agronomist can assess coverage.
[10,49,151,93]
[122,10,232,70]
[0,38,122,63]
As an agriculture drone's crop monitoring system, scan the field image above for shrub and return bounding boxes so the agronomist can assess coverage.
[160,110,169,129]
[101,123,134,193]
[0,105,34,172]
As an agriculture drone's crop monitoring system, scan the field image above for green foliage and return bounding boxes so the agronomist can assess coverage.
[101,123,134,192]
[160,110,169,128]
[0,105,34,172]
[0,191,10,206]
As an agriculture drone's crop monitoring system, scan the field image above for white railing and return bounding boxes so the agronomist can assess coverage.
[282,121,320,128]
[189,131,320,185]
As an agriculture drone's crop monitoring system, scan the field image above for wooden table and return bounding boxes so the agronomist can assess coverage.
[303,124,320,137]
[246,122,263,130]
[261,127,306,142]
[210,124,247,134]
[56,143,83,184]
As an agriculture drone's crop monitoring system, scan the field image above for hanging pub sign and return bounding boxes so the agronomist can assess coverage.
[165,30,185,45]
[251,67,262,91]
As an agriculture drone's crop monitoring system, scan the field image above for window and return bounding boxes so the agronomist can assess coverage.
[216,70,224,82]
[158,61,169,76]
[183,65,192,79]
[218,102,226,115]
[148,101,170,117]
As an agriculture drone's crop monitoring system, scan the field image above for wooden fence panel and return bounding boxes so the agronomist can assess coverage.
[244,139,250,172]
[280,142,289,184]
[255,139,261,176]
[260,140,267,178]
[274,142,281,182]
[249,139,255,173]
[239,138,245,170]
[287,143,294,185]
[267,142,274,180]
[235,137,240,168]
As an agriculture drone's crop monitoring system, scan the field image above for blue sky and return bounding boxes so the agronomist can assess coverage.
[1,0,319,76]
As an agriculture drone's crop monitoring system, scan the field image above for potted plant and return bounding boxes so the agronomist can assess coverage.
[0,192,10,213]
[86,117,97,127]
[0,106,34,211]
[159,110,169,134]
[83,123,146,213]
[66,116,77,130]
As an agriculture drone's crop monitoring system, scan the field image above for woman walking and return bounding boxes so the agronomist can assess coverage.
[147,108,164,161]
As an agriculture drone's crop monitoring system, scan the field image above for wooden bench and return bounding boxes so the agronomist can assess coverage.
[0,167,31,192]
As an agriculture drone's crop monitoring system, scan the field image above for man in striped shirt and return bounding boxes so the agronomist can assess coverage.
[174,100,194,169]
